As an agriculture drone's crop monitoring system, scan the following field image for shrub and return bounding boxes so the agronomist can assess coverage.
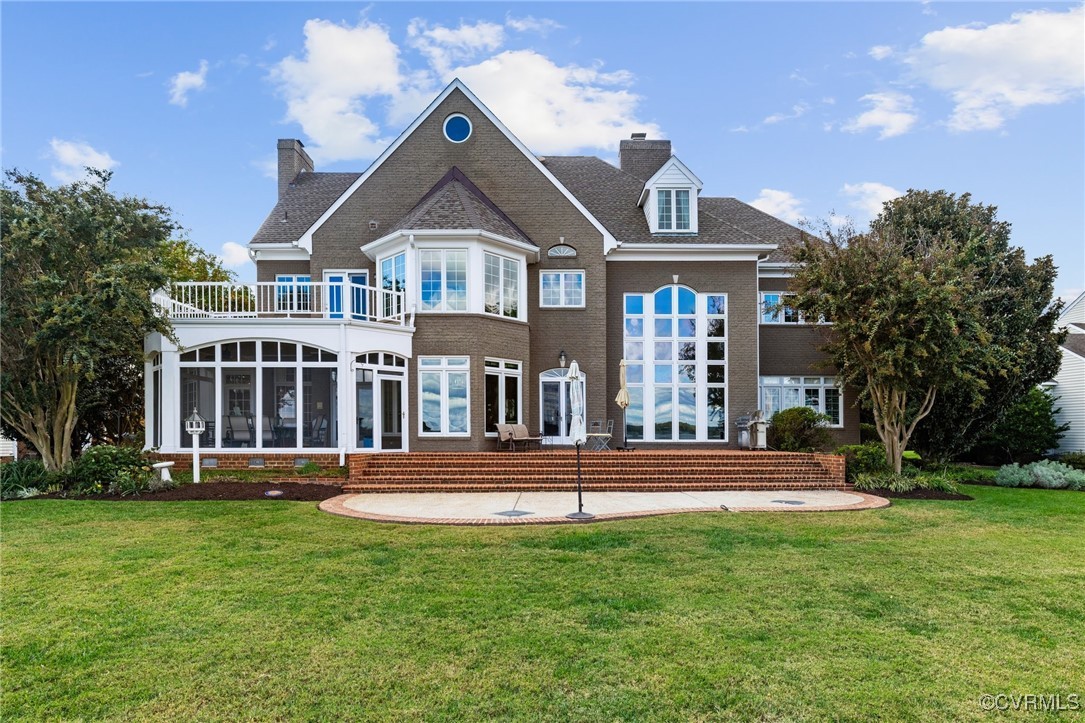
[836,443,891,483]
[995,460,1085,490]
[1059,452,1085,471]
[296,461,322,476]
[969,388,1069,464]
[62,445,154,496]
[1,459,59,500]
[859,423,879,444]
[147,473,177,493]
[852,470,960,494]
[767,407,834,452]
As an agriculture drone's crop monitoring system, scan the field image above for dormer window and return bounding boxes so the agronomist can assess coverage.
[639,156,702,234]
[657,189,691,231]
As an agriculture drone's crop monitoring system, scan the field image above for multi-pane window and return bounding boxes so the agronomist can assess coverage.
[760,292,802,324]
[380,252,406,318]
[759,376,843,427]
[540,271,585,308]
[419,249,467,312]
[484,359,522,434]
[656,189,692,231]
[419,357,470,435]
[276,275,312,312]
[622,287,726,442]
[484,252,520,318]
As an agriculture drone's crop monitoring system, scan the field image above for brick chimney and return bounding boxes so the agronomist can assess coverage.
[277,139,314,198]
[619,133,672,181]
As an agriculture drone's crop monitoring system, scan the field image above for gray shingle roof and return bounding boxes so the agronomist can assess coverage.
[542,156,805,256]
[251,172,360,245]
[1063,334,1085,358]
[389,167,533,245]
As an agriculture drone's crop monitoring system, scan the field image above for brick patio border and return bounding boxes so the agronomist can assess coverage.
[317,491,890,526]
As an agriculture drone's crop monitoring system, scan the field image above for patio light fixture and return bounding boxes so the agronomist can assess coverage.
[559,350,566,368]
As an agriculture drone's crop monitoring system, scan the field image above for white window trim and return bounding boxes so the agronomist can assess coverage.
[759,376,843,428]
[417,248,469,313]
[417,356,471,437]
[653,188,697,233]
[483,250,522,320]
[483,358,523,436]
[622,288,727,443]
[759,292,832,325]
[539,269,586,309]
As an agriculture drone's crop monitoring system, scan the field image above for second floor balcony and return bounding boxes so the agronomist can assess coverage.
[154,280,412,327]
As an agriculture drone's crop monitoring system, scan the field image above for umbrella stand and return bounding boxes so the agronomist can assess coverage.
[567,441,593,520]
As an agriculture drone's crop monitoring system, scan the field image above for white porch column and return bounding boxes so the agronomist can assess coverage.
[337,322,350,454]
[161,350,180,451]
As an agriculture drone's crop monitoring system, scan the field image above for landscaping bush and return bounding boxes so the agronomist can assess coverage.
[932,465,998,485]
[995,460,1085,491]
[1,459,59,500]
[835,443,891,483]
[767,407,834,452]
[859,422,879,444]
[968,388,1069,464]
[852,470,960,494]
[62,445,154,496]
[1059,452,1085,471]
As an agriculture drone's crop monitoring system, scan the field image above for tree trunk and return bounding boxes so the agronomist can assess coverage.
[868,379,937,476]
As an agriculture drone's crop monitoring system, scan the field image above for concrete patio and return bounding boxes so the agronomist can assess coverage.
[320,489,889,525]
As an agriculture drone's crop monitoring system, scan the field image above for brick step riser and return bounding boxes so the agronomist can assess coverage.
[363,462,832,471]
[344,484,848,493]
[361,454,822,462]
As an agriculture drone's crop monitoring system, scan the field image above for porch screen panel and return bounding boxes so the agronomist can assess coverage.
[179,367,215,448]
[303,368,337,448]
[263,368,297,448]
[222,368,256,447]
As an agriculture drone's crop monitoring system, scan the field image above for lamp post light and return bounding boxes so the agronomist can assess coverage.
[185,407,206,483]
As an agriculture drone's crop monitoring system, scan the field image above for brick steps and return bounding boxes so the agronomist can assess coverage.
[345,450,845,493]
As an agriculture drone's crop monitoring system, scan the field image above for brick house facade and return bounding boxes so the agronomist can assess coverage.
[144,80,859,462]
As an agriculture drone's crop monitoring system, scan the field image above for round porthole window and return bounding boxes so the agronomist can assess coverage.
[443,113,472,143]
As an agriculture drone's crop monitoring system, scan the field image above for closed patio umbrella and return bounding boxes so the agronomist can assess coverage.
[615,359,630,450]
[566,361,592,520]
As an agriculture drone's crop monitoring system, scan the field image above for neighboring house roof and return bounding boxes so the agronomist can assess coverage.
[1062,334,1085,359]
[251,172,361,246]
[389,167,533,245]
[542,155,804,253]
[1070,322,1085,332]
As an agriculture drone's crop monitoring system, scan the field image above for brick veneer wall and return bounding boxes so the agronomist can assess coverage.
[151,452,341,471]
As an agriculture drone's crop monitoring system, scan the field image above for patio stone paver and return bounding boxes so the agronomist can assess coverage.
[319,489,890,525]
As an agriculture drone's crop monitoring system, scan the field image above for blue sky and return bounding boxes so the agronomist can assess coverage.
[3,2,1083,300]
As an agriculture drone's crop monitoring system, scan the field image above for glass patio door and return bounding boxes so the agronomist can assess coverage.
[539,368,586,444]
[325,270,368,320]
[355,368,404,451]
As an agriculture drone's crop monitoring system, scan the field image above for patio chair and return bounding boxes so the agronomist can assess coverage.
[308,414,327,446]
[605,419,614,436]
[510,424,542,451]
[262,415,276,446]
[495,423,515,451]
[589,420,602,434]
[226,415,252,447]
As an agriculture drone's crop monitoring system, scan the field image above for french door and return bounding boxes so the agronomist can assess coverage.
[323,271,369,320]
[355,368,405,451]
[539,368,587,445]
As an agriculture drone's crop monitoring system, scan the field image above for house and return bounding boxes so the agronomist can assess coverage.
[1048,291,1085,454]
[144,79,859,467]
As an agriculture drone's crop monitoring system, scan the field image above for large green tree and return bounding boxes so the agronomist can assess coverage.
[869,191,1064,462]
[790,220,992,474]
[1,169,232,469]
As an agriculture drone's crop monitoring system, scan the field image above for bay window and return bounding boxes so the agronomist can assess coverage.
[484,252,520,318]
[419,249,467,312]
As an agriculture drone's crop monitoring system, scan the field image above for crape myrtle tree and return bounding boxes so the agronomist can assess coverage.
[789,219,993,474]
[0,169,232,469]
[869,191,1064,462]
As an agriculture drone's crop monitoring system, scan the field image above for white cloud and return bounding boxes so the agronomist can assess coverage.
[842,91,918,139]
[169,60,209,107]
[748,189,805,224]
[505,15,563,35]
[407,19,505,76]
[868,45,893,60]
[903,7,1085,132]
[1059,288,1083,306]
[763,103,809,125]
[842,181,903,218]
[269,17,659,162]
[219,242,252,269]
[48,138,118,184]
[252,156,277,180]
[271,19,404,164]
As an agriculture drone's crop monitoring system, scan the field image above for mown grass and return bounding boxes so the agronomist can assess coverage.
[3,485,1084,721]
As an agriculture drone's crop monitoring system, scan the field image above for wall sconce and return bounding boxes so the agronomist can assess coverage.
[559,350,566,368]
[673,274,680,285]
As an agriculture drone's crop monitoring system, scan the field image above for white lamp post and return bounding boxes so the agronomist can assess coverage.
[185,407,206,483]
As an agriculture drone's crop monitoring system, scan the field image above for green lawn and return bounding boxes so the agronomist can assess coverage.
[3,486,1084,721]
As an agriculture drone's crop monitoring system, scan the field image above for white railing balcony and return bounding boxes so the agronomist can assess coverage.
[154,281,411,326]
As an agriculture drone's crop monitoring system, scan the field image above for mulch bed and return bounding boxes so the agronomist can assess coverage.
[865,487,973,501]
[97,482,343,502]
